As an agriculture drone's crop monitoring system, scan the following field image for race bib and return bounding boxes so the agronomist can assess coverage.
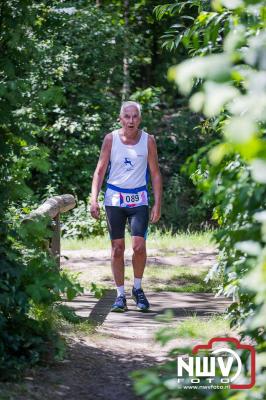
[120,190,147,207]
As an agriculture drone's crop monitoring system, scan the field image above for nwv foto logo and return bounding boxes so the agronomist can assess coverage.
[177,337,256,389]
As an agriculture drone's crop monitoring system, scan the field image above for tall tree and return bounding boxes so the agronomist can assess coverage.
[122,0,130,100]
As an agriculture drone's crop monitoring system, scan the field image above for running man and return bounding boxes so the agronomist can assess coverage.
[90,101,162,312]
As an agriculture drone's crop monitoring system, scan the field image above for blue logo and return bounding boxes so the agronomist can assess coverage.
[123,157,134,171]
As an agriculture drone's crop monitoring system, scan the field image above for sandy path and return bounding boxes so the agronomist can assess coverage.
[0,247,231,400]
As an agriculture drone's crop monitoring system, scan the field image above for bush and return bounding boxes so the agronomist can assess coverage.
[131,0,266,398]
[61,192,107,239]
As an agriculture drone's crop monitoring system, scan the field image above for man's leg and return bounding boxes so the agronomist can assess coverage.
[132,236,146,281]
[129,205,149,282]
[105,206,127,288]
[128,206,150,311]
[105,206,128,311]
[110,239,127,311]
[111,238,125,289]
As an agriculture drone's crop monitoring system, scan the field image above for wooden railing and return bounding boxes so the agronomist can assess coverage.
[23,194,76,267]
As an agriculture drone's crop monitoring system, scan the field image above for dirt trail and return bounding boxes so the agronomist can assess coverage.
[62,247,217,269]
[0,247,231,400]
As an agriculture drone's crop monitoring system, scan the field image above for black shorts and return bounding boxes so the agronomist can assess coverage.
[105,205,149,240]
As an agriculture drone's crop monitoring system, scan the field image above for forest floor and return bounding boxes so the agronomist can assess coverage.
[0,238,234,400]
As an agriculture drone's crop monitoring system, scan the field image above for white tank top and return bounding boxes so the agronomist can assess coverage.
[104,129,149,207]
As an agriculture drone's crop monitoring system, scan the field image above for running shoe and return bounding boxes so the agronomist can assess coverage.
[132,287,150,312]
[111,295,128,312]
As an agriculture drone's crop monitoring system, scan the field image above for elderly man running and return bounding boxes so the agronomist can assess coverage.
[90,101,162,312]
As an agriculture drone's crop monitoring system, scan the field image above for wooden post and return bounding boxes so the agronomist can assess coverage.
[50,213,61,268]
[22,194,76,269]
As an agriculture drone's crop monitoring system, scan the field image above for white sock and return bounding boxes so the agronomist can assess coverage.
[134,277,142,290]
[116,285,125,297]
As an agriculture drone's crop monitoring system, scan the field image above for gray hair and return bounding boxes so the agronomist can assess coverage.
[120,101,142,117]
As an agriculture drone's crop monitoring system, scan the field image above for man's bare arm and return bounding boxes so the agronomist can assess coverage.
[90,133,112,219]
[148,135,162,223]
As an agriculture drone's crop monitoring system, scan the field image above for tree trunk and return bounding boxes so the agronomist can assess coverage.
[122,0,130,101]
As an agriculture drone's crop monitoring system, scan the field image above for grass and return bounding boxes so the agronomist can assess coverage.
[62,234,110,250]
[142,265,220,293]
[155,314,233,345]
[176,314,232,339]
[147,229,214,251]
[62,230,215,251]
[66,319,99,335]
[31,303,100,336]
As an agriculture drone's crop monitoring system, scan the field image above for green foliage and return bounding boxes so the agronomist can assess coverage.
[132,0,266,398]
[155,109,216,231]
[89,282,107,300]
[61,193,107,239]
[154,1,230,55]
[0,0,84,380]
[0,205,84,380]
[131,86,164,110]
[52,303,83,325]
[25,4,127,199]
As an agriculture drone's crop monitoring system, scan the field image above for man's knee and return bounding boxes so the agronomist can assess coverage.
[112,242,125,258]
[133,241,146,256]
